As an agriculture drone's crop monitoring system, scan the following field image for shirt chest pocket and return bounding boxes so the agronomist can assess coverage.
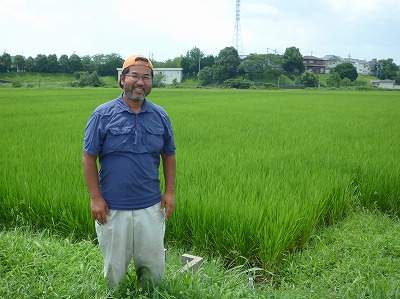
[143,126,164,153]
[107,126,136,151]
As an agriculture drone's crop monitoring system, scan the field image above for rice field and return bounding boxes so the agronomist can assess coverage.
[1,88,399,269]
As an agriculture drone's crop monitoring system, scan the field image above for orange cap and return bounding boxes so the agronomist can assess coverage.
[122,54,154,72]
[120,54,154,88]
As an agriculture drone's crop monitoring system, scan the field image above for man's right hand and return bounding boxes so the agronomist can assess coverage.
[90,197,111,225]
[83,152,111,225]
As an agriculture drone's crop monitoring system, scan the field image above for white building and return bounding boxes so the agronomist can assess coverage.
[322,55,345,73]
[370,80,400,90]
[347,59,370,75]
[117,68,183,85]
[323,55,374,75]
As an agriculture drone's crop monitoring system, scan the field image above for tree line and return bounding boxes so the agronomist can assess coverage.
[185,47,399,88]
[0,47,399,88]
[0,53,124,76]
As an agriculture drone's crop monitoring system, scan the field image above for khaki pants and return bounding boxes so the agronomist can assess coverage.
[95,202,166,287]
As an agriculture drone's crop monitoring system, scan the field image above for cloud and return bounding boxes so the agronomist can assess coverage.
[0,0,399,63]
[242,2,279,18]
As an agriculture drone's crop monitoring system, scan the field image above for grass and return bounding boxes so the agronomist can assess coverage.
[1,87,399,297]
[278,208,400,298]
[0,226,263,298]
[1,88,399,266]
[165,88,400,266]
[1,208,399,298]
[0,72,75,83]
[0,72,118,88]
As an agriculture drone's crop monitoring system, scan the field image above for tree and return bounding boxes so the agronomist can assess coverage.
[198,66,215,86]
[332,62,358,81]
[96,53,124,76]
[213,47,241,83]
[81,55,95,73]
[13,55,25,72]
[181,47,204,76]
[239,53,283,80]
[69,54,82,74]
[282,46,305,74]
[47,54,59,73]
[326,72,341,88]
[201,55,215,69]
[25,56,35,72]
[153,56,183,68]
[59,55,69,73]
[34,54,48,72]
[371,58,399,80]
[299,72,318,87]
[0,53,12,72]
[239,53,266,77]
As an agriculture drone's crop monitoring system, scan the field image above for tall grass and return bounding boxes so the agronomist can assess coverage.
[165,89,400,267]
[1,88,399,270]
[2,209,399,298]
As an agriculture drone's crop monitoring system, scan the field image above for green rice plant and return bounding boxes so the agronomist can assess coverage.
[0,89,117,238]
[1,88,399,271]
[163,89,400,268]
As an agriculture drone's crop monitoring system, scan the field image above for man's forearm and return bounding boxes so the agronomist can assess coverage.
[82,152,102,200]
[162,154,176,194]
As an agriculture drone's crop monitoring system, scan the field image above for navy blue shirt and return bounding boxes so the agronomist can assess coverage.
[84,94,176,210]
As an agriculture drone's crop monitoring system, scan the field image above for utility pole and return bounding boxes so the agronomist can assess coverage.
[198,56,201,79]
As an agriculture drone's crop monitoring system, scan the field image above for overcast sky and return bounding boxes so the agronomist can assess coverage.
[1,0,399,64]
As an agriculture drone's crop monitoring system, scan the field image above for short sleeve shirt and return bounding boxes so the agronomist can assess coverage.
[83,94,176,210]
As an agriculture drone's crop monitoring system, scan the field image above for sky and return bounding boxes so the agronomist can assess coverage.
[1,0,399,64]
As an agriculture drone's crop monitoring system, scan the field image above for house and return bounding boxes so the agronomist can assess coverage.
[344,58,370,75]
[322,55,378,75]
[303,56,326,74]
[153,68,184,85]
[322,55,345,73]
[117,67,183,85]
[370,80,400,90]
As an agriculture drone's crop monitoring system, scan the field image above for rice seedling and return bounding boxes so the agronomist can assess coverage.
[1,88,399,271]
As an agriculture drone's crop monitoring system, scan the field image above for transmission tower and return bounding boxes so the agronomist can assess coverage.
[232,0,244,56]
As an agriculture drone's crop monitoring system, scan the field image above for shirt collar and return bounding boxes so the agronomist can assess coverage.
[116,93,151,113]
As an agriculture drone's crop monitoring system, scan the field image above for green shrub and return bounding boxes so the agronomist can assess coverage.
[12,81,23,88]
[262,82,278,89]
[223,77,254,89]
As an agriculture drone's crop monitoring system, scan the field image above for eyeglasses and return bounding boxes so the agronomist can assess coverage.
[124,73,152,83]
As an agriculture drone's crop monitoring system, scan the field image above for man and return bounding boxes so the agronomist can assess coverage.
[82,54,176,288]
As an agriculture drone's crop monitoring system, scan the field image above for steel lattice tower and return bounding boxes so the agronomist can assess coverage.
[232,0,244,55]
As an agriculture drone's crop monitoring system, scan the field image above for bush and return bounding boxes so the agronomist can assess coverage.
[223,77,254,89]
[262,82,279,89]
[88,71,103,87]
[199,66,215,86]
[72,71,104,87]
[12,81,23,88]
[326,72,341,88]
[299,72,318,88]
[341,77,353,87]
[152,73,166,88]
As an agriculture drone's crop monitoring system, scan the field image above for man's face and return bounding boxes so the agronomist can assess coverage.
[121,65,153,102]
